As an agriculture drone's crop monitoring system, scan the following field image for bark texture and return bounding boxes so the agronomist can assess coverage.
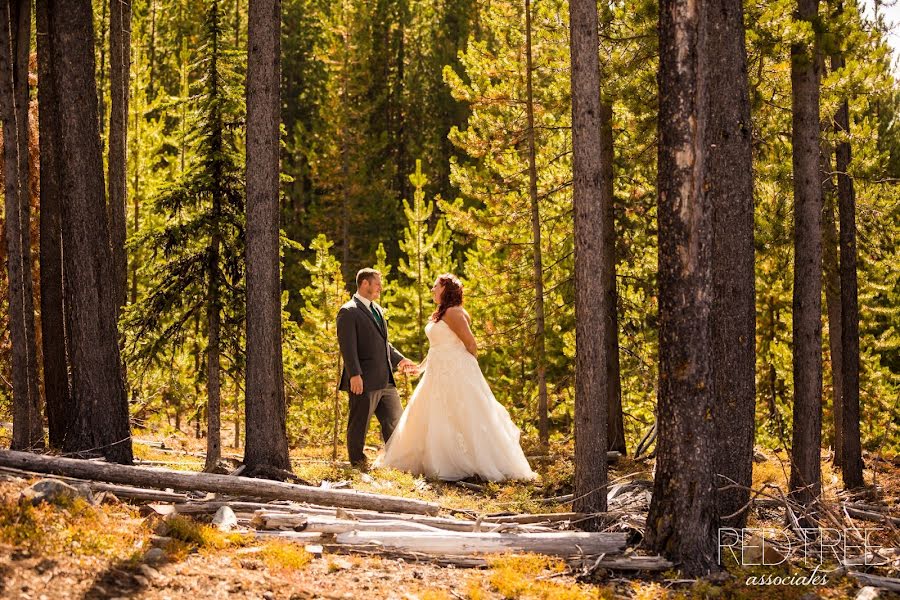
[832,48,863,489]
[48,0,133,464]
[36,0,70,449]
[1,0,43,450]
[108,0,131,311]
[707,0,756,528]
[570,0,609,519]
[243,0,291,473]
[645,0,718,576]
[821,156,843,468]
[788,0,823,509]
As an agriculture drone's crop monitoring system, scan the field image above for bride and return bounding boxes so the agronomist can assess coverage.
[375,273,536,482]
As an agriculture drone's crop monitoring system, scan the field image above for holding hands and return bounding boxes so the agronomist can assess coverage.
[398,358,422,376]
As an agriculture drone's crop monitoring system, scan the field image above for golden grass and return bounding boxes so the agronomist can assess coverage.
[258,539,313,570]
[163,515,250,559]
[484,554,606,600]
[0,486,149,560]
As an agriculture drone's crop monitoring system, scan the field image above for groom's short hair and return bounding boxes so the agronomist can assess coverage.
[356,268,381,288]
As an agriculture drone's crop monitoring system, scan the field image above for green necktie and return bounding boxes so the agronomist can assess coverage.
[370,304,384,329]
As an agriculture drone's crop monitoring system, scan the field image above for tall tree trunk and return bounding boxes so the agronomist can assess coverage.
[524,0,550,449]
[97,0,108,139]
[204,262,222,472]
[243,0,291,474]
[1,0,43,450]
[108,0,131,312]
[600,98,626,455]
[47,0,133,465]
[233,393,240,449]
[130,64,141,306]
[707,0,756,528]
[570,0,609,520]
[234,0,241,48]
[204,13,224,472]
[593,6,625,457]
[148,0,157,97]
[832,49,863,489]
[36,0,70,450]
[339,17,351,287]
[788,0,824,510]
[645,0,718,576]
[821,153,843,468]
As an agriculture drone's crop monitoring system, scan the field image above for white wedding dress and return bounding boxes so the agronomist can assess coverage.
[375,319,536,482]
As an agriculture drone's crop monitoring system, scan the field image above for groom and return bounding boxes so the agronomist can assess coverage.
[336,268,415,468]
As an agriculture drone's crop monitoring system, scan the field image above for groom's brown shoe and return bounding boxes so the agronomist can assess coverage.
[350,458,370,472]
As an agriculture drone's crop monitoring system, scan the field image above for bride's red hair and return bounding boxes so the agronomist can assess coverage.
[431,274,463,322]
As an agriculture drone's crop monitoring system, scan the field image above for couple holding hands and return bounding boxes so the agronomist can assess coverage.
[336,268,535,482]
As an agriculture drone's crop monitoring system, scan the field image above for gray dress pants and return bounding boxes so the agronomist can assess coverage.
[347,386,402,464]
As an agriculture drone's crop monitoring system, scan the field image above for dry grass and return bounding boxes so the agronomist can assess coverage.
[476,554,611,600]
[0,480,149,560]
[258,539,313,570]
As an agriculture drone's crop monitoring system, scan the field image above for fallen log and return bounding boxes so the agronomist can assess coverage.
[0,466,190,503]
[574,555,675,572]
[483,512,586,525]
[320,545,670,570]
[175,501,552,533]
[333,530,628,557]
[252,511,447,534]
[848,572,900,593]
[0,450,440,515]
[845,502,897,514]
[843,505,900,527]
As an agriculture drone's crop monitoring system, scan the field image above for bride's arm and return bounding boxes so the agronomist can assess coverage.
[443,307,478,357]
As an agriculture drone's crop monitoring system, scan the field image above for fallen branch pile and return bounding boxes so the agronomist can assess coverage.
[0,449,670,571]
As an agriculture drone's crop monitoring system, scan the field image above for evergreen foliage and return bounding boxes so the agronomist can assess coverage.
[123,0,246,420]
[44,0,896,457]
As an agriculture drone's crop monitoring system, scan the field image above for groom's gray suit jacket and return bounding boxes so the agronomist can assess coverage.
[337,297,405,393]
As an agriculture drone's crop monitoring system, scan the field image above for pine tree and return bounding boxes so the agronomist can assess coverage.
[789,0,825,510]
[395,159,455,355]
[49,0,132,464]
[124,0,246,472]
[284,235,346,449]
[1,0,43,450]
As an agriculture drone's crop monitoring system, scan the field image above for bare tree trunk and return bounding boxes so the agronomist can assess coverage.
[1,0,43,450]
[233,393,240,449]
[108,0,131,312]
[340,21,350,286]
[234,0,241,48]
[569,0,609,521]
[130,71,141,306]
[147,0,157,97]
[788,0,823,510]
[524,0,549,449]
[48,0,132,464]
[832,48,863,489]
[600,99,626,455]
[244,0,291,475]
[645,0,718,576]
[97,0,108,139]
[204,271,222,471]
[821,154,843,468]
[707,0,756,528]
[36,0,70,450]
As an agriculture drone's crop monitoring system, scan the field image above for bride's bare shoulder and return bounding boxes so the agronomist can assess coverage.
[445,305,472,325]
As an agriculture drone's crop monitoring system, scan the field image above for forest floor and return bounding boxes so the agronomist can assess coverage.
[0,426,897,600]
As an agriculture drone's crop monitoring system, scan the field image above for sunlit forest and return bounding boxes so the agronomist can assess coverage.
[56,0,896,454]
[0,0,897,596]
